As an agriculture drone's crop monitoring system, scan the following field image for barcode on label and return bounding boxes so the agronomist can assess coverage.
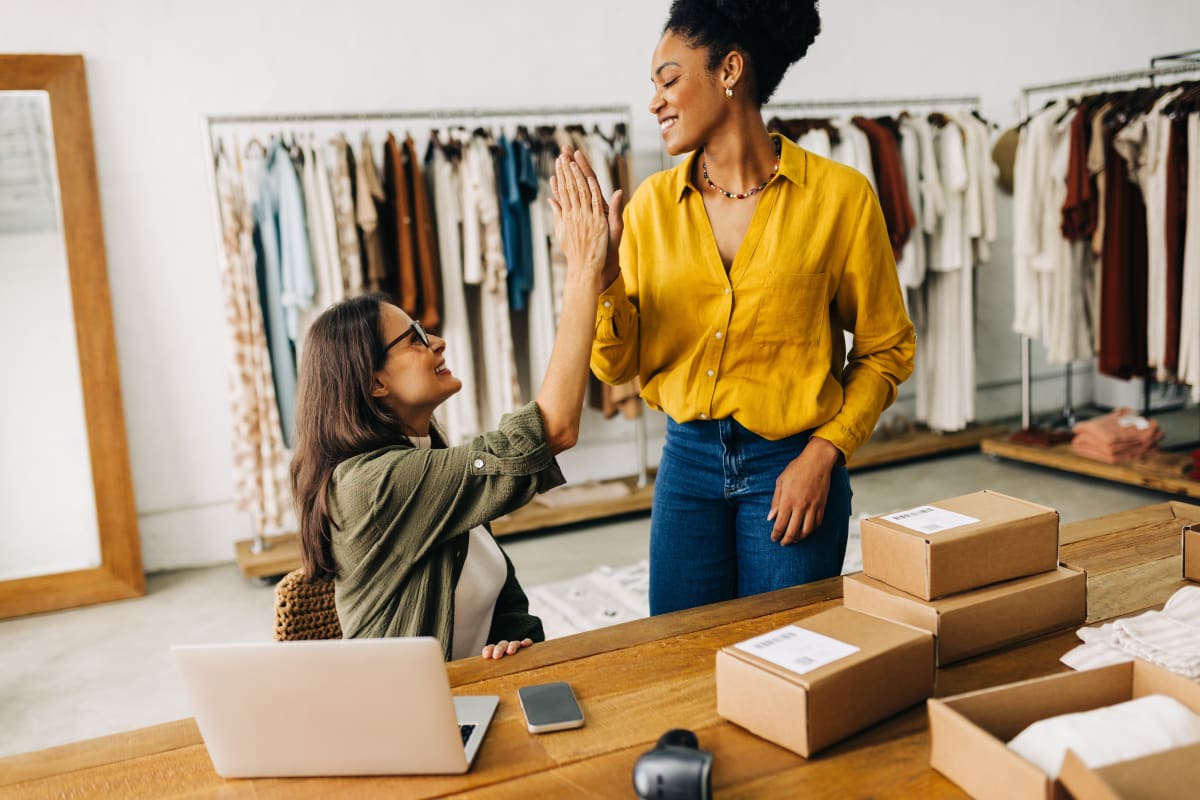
[889,507,936,521]
[748,629,799,650]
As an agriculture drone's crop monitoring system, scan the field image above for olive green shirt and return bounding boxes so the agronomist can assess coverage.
[329,402,564,659]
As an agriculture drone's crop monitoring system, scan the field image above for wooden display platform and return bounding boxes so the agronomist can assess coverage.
[847,423,1008,470]
[981,436,1200,499]
[233,532,303,580]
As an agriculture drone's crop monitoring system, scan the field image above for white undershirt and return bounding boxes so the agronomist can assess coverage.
[409,435,508,659]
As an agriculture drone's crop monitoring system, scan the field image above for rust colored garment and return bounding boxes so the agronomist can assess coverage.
[1164,115,1189,374]
[852,116,916,260]
[1062,101,1098,241]
[1097,121,1149,379]
[404,135,442,331]
[383,133,419,316]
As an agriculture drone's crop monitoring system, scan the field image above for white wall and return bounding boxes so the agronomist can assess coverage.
[2,0,1197,570]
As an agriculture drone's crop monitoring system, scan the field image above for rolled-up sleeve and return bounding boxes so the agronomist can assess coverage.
[814,186,916,460]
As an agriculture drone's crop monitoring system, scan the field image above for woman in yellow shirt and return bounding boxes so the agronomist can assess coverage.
[588,0,915,614]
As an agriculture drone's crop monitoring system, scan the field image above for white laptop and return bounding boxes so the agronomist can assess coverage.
[171,637,498,778]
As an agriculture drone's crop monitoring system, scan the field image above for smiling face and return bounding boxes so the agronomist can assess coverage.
[649,30,731,156]
[370,303,461,428]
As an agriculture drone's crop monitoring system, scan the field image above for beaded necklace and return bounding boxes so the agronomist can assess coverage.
[701,136,781,200]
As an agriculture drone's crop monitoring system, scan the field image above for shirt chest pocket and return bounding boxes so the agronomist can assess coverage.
[752,271,829,346]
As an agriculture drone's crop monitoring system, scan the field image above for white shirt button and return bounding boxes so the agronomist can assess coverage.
[715,331,723,339]
[699,413,708,419]
[473,459,484,469]
[707,369,715,377]
[724,287,731,295]
[602,300,612,308]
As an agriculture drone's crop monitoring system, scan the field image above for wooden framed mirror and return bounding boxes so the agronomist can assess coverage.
[0,54,143,618]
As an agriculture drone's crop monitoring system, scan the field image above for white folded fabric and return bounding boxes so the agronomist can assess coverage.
[1112,614,1200,679]
[1007,694,1200,778]
[1061,586,1200,676]
[1060,641,1133,672]
[1165,585,1200,620]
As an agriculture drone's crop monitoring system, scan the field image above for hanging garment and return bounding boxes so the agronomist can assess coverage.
[1033,107,1095,365]
[356,133,388,293]
[830,119,878,194]
[1061,100,1099,242]
[1012,100,1069,341]
[248,143,306,446]
[1179,114,1200,398]
[383,132,419,316]
[460,132,521,426]
[1164,114,1189,376]
[215,150,291,535]
[917,120,974,433]
[327,135,365,297]
[404,134,442,331]
[527,142,558,394]
[498,134,537,312]
[797,127,832,159]
[1116,89,1185,379]
[1099,112,1150,379]
[896,117,928,293]
[297,138,344,352]
[427,137,481,444]
[956,113,997,265]
[852,116,916,260]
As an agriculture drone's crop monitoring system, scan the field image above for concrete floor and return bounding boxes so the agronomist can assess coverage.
[1,449,1191,759]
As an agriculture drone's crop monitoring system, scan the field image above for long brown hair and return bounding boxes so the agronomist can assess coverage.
[290,295,411,581]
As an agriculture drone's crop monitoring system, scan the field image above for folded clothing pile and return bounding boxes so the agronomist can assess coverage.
[1007,694,1200,778]
[1070,407,1164,464]
[1061,586,1200,678]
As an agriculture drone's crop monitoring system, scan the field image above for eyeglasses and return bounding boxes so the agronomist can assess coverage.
[380,320,431,357]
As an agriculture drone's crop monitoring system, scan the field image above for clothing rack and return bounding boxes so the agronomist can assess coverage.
[1016,60,1200,430]
[765,94,981,113]
[202,104,650,568]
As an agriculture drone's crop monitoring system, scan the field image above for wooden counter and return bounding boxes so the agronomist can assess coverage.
[4,502,1196,798]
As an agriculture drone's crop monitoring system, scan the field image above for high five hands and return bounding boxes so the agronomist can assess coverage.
[548,148,624,290]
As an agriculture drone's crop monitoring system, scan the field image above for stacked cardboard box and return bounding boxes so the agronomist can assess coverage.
[843,490,1087,665]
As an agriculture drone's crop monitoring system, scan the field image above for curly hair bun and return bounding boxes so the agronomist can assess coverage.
[665,0,821,105]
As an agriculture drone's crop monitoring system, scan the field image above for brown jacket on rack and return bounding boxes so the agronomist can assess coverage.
[405,134,442,331]
[383,133,419,317]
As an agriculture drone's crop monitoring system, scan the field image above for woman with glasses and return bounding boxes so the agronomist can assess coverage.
[290,152,610,661]
[591,0,915,614]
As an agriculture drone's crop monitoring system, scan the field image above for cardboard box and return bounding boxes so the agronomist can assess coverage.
[1058,742,1200,800]
[715,606,933,758]
[1185,524,1200,582]
[842,566,1086,665]
[861,490,1059,600]
[928,660,1200,800]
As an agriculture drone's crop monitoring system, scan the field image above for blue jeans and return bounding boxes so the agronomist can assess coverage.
[649,417,851,615]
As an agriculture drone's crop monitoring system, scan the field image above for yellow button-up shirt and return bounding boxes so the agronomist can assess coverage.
[591,133,915,461]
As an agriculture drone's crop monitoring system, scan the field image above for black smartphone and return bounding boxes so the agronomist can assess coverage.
[517,681,585,733]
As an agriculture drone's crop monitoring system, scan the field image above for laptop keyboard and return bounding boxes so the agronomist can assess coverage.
[459,723,476,747]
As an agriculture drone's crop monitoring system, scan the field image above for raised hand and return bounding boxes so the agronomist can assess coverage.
[548,151,608,289]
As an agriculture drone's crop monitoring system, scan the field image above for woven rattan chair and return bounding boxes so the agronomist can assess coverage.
[273,568,342,641]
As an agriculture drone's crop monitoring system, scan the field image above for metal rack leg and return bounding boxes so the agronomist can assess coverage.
[634,412,649,488]
[1021,335,1032,430]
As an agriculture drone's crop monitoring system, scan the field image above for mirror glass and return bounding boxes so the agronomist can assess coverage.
[0,90,101,580]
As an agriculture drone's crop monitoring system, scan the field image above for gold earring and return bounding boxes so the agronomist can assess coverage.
[725,86,733,98]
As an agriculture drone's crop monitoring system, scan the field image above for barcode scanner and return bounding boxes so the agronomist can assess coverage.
[632,728,714,800]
